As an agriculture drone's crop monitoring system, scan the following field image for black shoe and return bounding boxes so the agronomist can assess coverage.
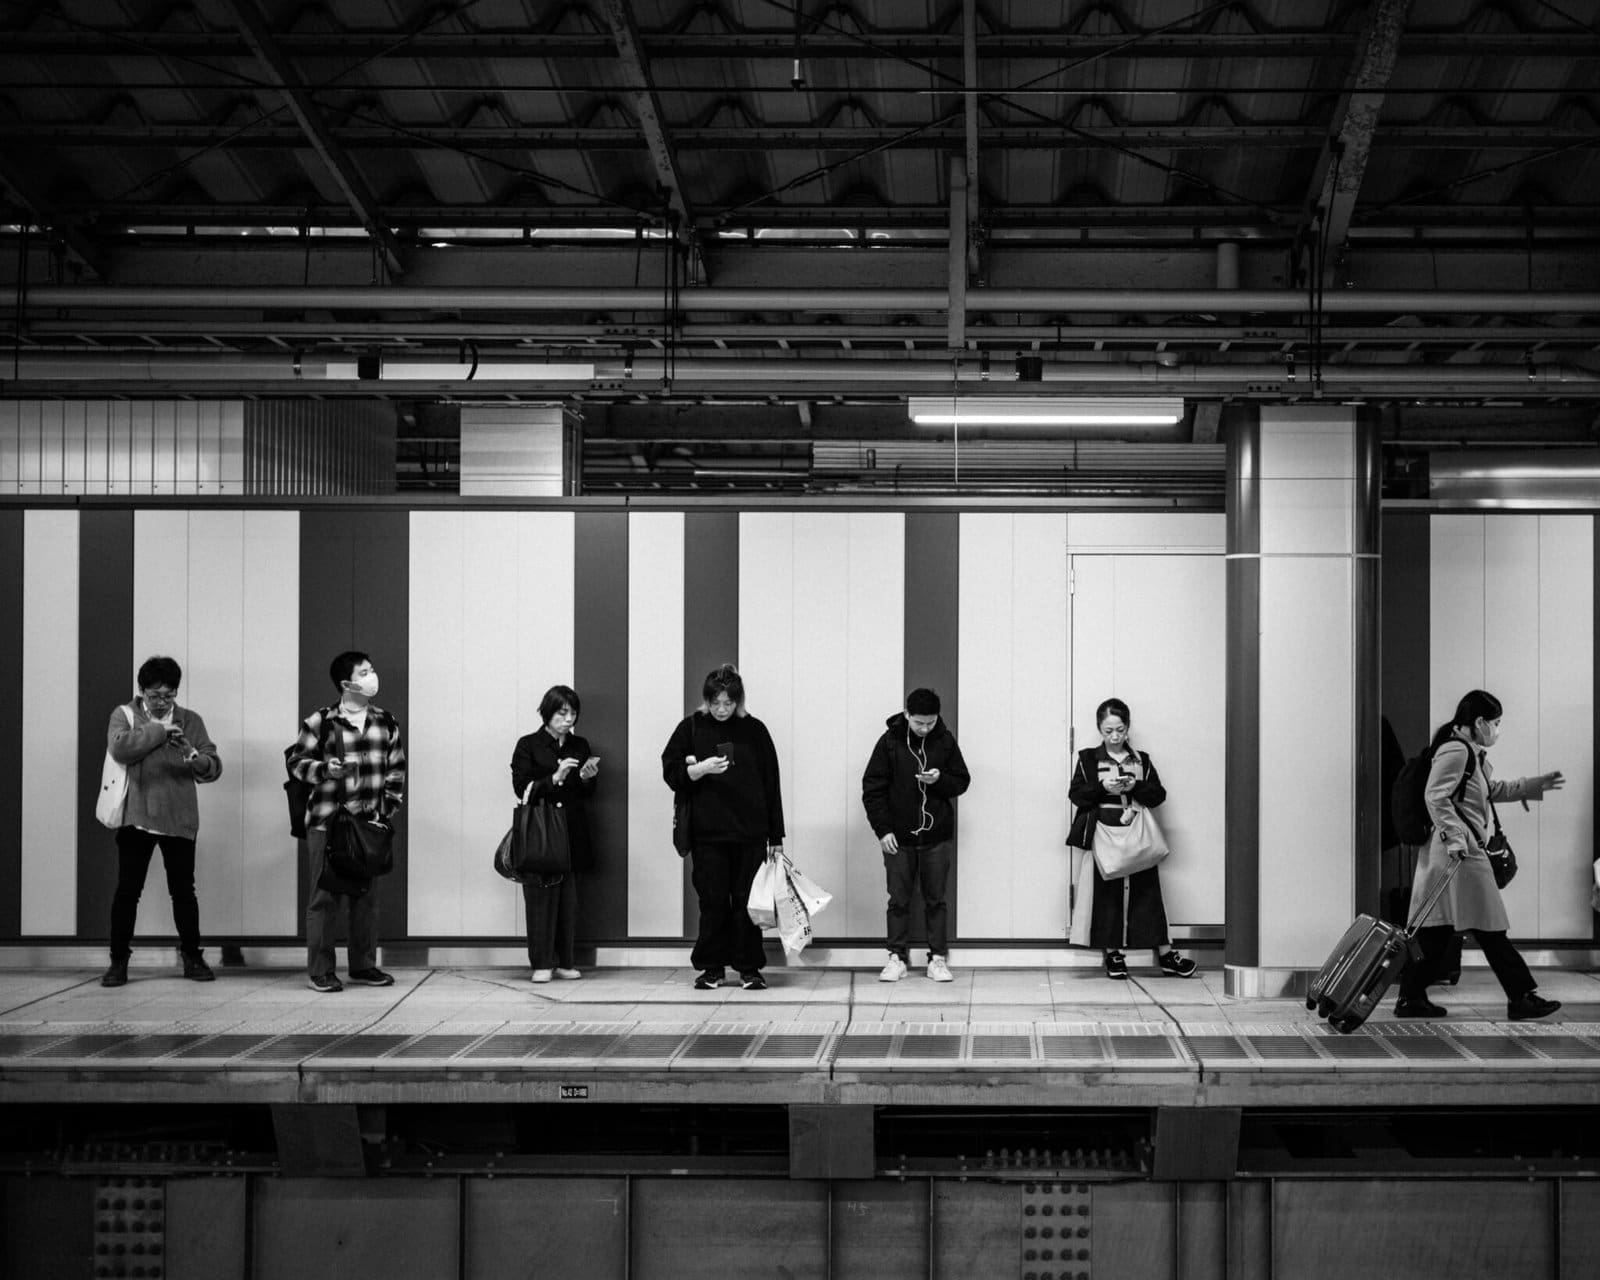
[182,954,215,982]
[100,962,128,988]
[740,970,768,991]
[1158,950,1197,978]
[221,945,247,967]
[1507,992,1561,1021]
[347,967,395,987]
[1395,996,1448,1018]
[307,972,344,993]
[693,968,724,990]
[1103,950,1129,980]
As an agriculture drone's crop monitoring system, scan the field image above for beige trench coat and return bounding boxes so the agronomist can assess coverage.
[1409,732,1540,933]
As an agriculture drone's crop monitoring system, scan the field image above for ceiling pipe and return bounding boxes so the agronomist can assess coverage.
[6,351,1596,388]
[17,286,1600,315]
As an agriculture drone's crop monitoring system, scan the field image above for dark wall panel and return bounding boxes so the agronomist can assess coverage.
[906,512,960,944]
[76,509,135,939]
[0,511,22,938]
[297,510,410,941]
[574,510,629,942]
[680,512,740,937]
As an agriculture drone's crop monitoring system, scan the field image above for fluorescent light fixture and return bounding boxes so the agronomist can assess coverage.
[382,360,595,382]
[907,396,1184,427]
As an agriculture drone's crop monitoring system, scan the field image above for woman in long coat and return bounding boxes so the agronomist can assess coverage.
[1394,689,1563,1020]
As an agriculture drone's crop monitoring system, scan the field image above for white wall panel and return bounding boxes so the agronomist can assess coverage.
[1534,517,1594,937]
[1065,512,1224,551]
[1258,557,1354,968]
[185,512,247,935]
[737,512,798,852]
[21,510,79,934]
[407,512,575,938]
[238,512,300,934]
[958,515,1070,939]
[1071,554,1226,929]
[842,514,905,939]
[1258,409,1356,478]
[1483,518,1543,934]
[129,511,193,940]
[1429,516,1486,725]
[1258,479,1354,556]
[627,513,685,937]
[407,512,469,935]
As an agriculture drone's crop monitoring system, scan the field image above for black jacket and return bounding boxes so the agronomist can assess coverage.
[661,712,785,845]
[861,713,972,845]
[511,728,596,869]
[1067,743,1166,840]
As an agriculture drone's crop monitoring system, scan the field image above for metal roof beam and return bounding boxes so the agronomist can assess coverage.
[601,0,706,284]
[221,0,404,278]
[0,153,109,278]
[1302,0,1412,273]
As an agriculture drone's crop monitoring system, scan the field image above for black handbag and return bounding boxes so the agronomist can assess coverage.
[1485,794,1517,890]
[327,808,396,880]
[672,791,693,857]
[513,797,572,877]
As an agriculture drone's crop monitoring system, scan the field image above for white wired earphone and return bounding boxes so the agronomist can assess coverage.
[908,723,935,836]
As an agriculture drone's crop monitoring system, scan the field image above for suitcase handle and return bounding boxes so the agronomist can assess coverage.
[1403,849,1465,936]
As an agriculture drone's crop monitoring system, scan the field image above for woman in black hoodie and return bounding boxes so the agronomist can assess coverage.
[661,664,785,991]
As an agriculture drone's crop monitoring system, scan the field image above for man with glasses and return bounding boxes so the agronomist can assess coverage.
[287,650,406,993]
[101,656,222,987]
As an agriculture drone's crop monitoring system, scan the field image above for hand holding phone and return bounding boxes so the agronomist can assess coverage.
[579,756,601,779]
[716,742,735,766]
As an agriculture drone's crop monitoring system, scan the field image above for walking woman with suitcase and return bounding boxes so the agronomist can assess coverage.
[1394,690,1564,1020]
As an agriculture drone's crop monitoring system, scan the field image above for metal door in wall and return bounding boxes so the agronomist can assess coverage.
[1068,553,1227,927]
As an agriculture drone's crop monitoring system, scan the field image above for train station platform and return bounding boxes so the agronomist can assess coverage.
[4,960,1598,1109]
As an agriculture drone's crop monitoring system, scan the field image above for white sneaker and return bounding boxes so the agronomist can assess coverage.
[878,954,908,982]
[553,968,581,980]
[927,956,954,983]
[530,969,553,984]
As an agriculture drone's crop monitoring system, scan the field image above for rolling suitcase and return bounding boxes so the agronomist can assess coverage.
[1306,852,1462,1034]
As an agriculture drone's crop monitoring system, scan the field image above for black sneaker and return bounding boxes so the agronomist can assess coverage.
[1104,950,1129,980]
[347,967,395,987]
[1395,996,1448,1018]
[693,968,724,990]
[100,962,128,988]
[221,945,247,967]
[182,954,216,982]
[1158,950,1197,978]
[740,970,768,991]
[1507,992,1561,1021]
[307,972,344,993]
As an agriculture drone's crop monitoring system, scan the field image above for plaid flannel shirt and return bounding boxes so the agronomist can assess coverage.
[287,703,406,830]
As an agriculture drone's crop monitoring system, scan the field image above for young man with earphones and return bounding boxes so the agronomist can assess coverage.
[862,688,972,982]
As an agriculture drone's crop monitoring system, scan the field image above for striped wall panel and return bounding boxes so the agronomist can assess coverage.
[2,502,1588,950]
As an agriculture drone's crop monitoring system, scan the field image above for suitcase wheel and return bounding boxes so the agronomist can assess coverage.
[1331,1014,1362,1035]
[1304,996,1317,1011]
[1316,997,1334,1018]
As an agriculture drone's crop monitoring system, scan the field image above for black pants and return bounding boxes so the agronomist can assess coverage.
[1398,924,1535,1001]
[884,838,951,960]
[523,874,577,970]
[110,827,202,963]
[690,841,767,974]
[305,826,380,980]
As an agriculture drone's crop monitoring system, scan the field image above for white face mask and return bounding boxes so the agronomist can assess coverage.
[348,671,379,698]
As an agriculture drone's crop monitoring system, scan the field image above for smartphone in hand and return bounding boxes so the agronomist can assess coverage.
[716,741,735,765]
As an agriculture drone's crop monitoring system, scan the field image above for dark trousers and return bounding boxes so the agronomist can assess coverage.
[1399,924,1535,1001]
[884,838,951,960]
[109,827,202,963]
[523,874,578,970]
[690,841,767,974]
[305,826,379,979]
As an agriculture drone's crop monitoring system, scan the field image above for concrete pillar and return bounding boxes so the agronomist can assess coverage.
[1225,405,1382,995]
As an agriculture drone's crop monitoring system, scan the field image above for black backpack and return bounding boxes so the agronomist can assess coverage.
[1390,740,1474,845]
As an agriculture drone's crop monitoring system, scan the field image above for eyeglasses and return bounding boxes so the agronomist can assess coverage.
[143,689,178,702]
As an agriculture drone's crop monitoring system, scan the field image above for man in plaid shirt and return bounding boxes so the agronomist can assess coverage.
[287,650,406,993]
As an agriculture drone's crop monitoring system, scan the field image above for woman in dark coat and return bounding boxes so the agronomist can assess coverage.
[1067,697,1196,980]
[511,685,598,983]
[661,664,785,992]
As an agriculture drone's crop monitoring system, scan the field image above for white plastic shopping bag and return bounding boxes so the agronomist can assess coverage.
[747,850,780,929]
